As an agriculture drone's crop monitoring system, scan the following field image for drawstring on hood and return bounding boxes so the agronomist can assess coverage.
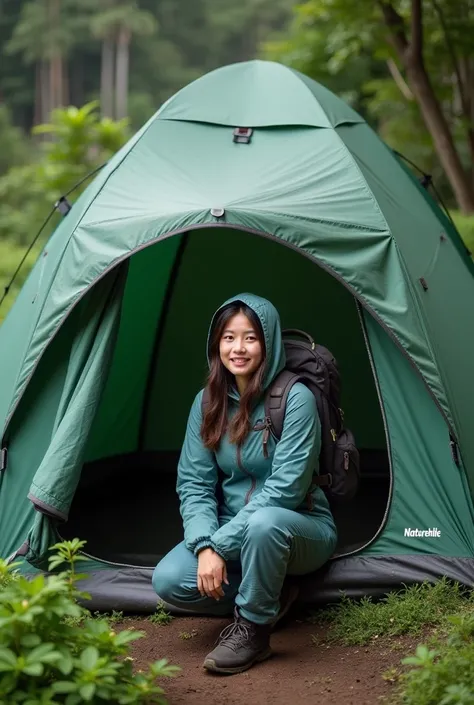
[207,293,286,394]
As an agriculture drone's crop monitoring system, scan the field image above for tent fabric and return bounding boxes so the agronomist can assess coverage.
[1,59,474,608]
[2,117,472,472]
[157,60,364,128]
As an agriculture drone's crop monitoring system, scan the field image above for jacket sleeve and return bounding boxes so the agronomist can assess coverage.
[210,384,320,560]
[176,390,220,556]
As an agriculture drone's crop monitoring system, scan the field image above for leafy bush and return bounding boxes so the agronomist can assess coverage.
[396,613,474,705]
[312,579,472,646]
[0,538,179,704]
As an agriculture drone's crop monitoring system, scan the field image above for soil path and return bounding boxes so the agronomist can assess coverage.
[127,615,407,705]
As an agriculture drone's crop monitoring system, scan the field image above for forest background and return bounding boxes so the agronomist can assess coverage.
[1,0,474,323]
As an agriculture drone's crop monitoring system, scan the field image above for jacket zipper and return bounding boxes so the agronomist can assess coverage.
[237,445,256,504]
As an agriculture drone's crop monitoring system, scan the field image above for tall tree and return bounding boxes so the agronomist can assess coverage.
[269,0,474,213]
[6,0,92,123]
[91,1,157,120]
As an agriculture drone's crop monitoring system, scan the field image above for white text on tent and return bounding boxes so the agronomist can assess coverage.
[404,528,441,538]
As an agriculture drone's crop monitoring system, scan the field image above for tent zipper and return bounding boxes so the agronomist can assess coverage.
[237,446,256,504]
[332,302,395,559]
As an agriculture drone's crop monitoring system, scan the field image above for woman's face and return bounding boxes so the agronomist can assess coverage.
[219,312,263,383]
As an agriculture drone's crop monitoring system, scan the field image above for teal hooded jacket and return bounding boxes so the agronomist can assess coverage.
[176,293,336,562]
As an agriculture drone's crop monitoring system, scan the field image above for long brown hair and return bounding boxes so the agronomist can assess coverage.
[201,303,266,451]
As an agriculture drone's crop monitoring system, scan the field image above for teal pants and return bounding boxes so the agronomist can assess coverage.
[152,506,337,625]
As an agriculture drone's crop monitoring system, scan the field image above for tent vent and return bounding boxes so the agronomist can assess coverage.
[233,127,253,144]
[450,435,461,467]
[0,447,7,473]
[55,196,72,217]
[419,277,429,291]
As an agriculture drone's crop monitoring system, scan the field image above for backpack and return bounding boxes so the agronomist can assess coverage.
[263,329,360,504]
[201,329,360,504]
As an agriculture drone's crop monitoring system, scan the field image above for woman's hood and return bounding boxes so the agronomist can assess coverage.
[207,292,286,391]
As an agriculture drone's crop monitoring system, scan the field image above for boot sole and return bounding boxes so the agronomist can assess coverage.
[203,647,272,674]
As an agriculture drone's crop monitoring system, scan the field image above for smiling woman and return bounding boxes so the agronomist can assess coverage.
[152,292,338,674]
[219,310,264,391]
[201,303,266,451]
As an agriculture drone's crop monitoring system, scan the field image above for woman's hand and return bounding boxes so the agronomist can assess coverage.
[197,548,229,600]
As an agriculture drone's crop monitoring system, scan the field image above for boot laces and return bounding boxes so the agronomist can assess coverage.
[216,619,253,653]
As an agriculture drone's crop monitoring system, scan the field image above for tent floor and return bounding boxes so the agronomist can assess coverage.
[61,450,390,567]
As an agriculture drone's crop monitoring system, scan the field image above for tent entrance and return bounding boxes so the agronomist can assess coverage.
[61,227,391,566]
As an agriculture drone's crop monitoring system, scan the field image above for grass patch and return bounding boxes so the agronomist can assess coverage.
[311,578,473,646]
[149,601,173,626]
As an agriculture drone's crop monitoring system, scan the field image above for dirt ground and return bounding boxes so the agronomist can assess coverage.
[126,613,412,705]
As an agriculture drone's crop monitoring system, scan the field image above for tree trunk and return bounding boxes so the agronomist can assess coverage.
[48,0,64,110]
[406,61,474,213]
[379,0,474,213]
[40,59,51,124]
[101,35,115,118]
[63,60,69,107]
[34,62,43,126]
[115,26,131,120]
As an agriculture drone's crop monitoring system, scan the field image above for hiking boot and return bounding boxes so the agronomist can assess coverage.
[203,609,272,674]
[274,581,300,627]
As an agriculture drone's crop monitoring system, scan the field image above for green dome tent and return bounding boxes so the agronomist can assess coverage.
[1,60,474,611]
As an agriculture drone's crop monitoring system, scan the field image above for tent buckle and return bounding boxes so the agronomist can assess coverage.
[55,196,72,217]
[233,127,253,144]
[0,447,7,473]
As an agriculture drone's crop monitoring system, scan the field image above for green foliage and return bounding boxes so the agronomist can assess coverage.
[0,101,128,248]
[0,539,179,704]
[0,106,30,176]
[32,101,129,200]
[451,211,474,253]
[149,603,173,626]
[394,614,474,705]
[311,578,473,646]
[266,0,474,209]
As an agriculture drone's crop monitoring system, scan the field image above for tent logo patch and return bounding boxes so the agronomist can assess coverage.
[404,527,441,538]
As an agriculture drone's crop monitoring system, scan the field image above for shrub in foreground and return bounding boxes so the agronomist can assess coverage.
[396,613,474,705]
[0,538,179,704]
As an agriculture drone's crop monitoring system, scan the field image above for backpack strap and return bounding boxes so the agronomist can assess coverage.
[264,370,301,442]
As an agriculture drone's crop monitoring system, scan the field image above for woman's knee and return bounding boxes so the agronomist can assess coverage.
[152,547,197,604]
[244,507,285,541]
[152,560,184,603]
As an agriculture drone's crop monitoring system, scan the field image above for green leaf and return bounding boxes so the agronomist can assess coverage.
[22,662,44,676]
[51,681,78,694]
[80,645,99,671]
[56,649,74,676]
[26,643,59,663]
[114,630,143,646]
[0,648,18,666]
[79,683,96,701]
[20,634,41,648]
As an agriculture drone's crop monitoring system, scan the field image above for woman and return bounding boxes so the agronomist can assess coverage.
[152,293,337,674]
